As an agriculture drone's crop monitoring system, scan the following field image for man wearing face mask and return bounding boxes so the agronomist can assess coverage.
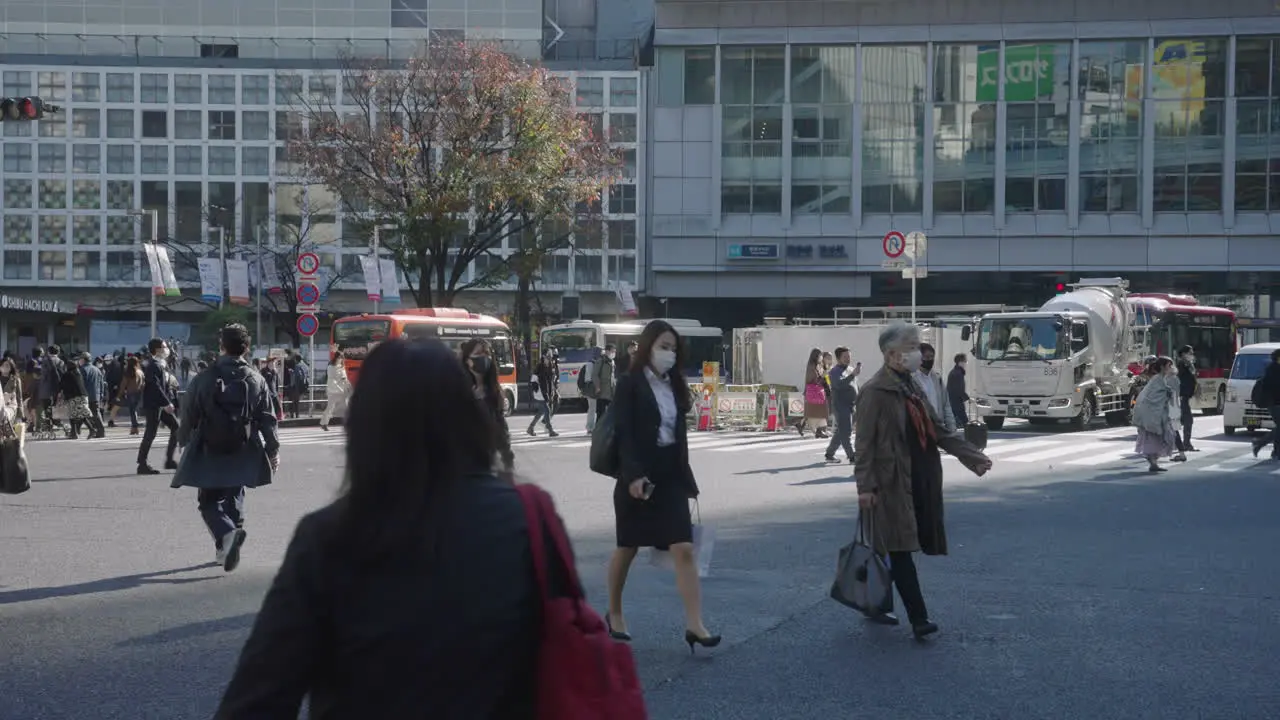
[593,343,617,418]
[854,323,991,637]
[1175,345,1199,453]
[912,343,955,435]
[137,337,180,475]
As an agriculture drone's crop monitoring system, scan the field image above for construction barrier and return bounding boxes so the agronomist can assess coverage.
[686,384,804,432]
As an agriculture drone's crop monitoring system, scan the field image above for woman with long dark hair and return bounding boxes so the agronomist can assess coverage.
[460,337,514,477]
[606,319,720,653]
[798,347,829,438]
[215,339,544,717]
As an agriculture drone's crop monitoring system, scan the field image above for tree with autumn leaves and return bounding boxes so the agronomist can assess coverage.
[289,42,620,347]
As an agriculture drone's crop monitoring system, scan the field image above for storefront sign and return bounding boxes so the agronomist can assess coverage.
[0,295,62,313]
[977,44,1056,102]
[727,243,780,260]
[786,244,848,260]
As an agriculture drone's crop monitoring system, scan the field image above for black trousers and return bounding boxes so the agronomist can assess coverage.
[1179,396,1194,448]
[888,551,929,625]
[596,398,611,418]
[137,406,178,466]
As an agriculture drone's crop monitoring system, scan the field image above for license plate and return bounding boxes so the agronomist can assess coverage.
[1245,419,1260,428]
[1008,405,1029,418]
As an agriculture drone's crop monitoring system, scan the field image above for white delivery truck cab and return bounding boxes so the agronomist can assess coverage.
[1223,342,1280,436]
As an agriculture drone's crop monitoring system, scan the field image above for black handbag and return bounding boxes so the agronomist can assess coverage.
[588,402,619,478]
[0,436,31,495]
[830,510,893,616]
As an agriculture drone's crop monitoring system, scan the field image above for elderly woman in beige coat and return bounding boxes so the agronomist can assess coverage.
[855,323,992,639]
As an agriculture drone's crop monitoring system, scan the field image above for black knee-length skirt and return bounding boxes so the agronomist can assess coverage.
[613,444,693,548]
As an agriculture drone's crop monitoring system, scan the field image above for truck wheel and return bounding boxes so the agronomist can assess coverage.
[983,416,1005,431]
[503,389,516,417]
[1224,425,1236,436]
[1104,409,1130,427]
[1072,395,1096,430]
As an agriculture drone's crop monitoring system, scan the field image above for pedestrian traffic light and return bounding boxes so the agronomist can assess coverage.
[0,97,55,122]
[1055,282,1067,294]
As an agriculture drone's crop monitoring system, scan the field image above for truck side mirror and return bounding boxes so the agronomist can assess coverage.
[961,326,971,341]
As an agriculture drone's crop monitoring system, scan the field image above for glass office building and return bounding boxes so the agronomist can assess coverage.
[647,25,1280,325]
[0,5,645,349]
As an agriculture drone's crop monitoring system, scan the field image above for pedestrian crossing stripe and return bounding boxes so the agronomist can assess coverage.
[77,426,1280,473]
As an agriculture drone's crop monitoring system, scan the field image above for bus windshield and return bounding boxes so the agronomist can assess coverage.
[976,317,1066,361]
[333,319,391,358]
[1151,316,1234,372]
[542,327,599,364]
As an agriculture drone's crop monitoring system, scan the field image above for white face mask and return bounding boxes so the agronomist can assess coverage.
[156,348,169,360]
[901,349,923,372]
[651,349,677,375]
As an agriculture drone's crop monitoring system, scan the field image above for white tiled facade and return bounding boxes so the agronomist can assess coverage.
[0,60,644,316]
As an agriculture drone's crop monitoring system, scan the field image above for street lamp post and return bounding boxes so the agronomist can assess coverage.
[254,225,264,344]
[371,223,397,314]
[130,209,160,338]
[210,226,227,308]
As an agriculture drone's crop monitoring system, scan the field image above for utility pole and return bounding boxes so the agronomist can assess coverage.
[255,225,264,344]
[211,226,227,308]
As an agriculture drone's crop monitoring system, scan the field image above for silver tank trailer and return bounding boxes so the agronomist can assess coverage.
[1038,281,1132,383]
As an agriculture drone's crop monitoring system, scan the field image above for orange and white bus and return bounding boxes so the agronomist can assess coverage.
[330,308,518,415]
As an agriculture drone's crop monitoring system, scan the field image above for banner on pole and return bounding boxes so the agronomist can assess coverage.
[226,259,251,305]
[359,255,382,301]
[615,282,638,316]
[197,258,223,303]
[378,258,401,305]
[154,246,181,296]
[143,244,164,296]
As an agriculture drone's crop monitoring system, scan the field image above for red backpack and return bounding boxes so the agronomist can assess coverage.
[515,484,648,720]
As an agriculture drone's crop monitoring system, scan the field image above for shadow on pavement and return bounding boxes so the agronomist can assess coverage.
[116,613,258,647]
[735,462,832,476]
[33,473,146,483]
[0,564,221,605]
[788,475,857,486]
[638,469,1280,719]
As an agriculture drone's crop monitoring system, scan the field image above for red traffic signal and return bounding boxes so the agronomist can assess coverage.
[0,97,49,121]
[1055,283,1066,293]
[18,97,43,119]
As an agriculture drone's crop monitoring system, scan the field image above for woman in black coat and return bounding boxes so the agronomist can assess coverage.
[461,337,514,477]
[215,339,545,719]
[605,320,720,653]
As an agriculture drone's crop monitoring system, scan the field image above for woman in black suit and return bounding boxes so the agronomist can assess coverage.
[606,320,721,653]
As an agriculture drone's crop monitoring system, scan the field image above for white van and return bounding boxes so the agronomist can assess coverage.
[1223,342,1280,435]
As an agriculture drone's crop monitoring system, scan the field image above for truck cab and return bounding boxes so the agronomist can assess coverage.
[965,278,1138,431]
[968,312,1106,429]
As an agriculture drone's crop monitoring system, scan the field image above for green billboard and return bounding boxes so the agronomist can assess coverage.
[976,45,1055,102]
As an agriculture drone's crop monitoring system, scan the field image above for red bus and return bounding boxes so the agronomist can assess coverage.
[1127,294,1238,413]
[330,308,518,415]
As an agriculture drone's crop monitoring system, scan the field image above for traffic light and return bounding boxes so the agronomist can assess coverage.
[1055,282,1067,294]
[0,97,57,122]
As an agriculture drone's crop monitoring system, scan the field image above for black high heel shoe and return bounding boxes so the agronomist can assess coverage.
[605,616,631,642]
[684,629,722,654]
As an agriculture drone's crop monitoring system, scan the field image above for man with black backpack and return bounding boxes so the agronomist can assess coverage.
[173,324,280,572]
[1251,348,1280,460]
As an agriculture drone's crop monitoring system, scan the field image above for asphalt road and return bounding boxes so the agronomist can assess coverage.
[2,413,1279,719]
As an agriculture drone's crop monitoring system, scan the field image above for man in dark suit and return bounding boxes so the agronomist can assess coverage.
[824,346,859,463]
[137,337,180,475]
[947,353,969,428]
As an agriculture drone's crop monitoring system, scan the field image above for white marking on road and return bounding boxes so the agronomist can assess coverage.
[761,439,840,455]
[1199,452,1268,473]
[1003,443,1110,463]
[980,440,1064,456]
[702,435,815,452]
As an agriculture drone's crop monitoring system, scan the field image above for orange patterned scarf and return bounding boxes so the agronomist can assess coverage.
[895,371,937,450]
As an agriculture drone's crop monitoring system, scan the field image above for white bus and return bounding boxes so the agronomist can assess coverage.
[540,319,726,401]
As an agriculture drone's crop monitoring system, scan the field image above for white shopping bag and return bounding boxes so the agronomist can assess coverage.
[647,501,715,578]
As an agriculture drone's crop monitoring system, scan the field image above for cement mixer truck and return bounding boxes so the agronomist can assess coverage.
[964,278,1142,431]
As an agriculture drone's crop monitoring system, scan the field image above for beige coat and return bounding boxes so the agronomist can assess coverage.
[854,365,988,554]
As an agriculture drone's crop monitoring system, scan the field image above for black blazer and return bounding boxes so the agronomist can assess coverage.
[613,370,698,497]
[141,357,174,409]
[215,474,542,719]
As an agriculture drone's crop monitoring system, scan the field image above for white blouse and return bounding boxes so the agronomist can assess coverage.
[644,367,678,447]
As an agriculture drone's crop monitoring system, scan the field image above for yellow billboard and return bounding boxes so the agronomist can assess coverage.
[1123,40,1210,124]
